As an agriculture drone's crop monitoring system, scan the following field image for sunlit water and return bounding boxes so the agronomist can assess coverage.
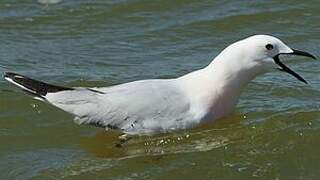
[0,0,320,179]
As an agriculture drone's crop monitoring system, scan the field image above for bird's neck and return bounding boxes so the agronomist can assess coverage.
[207,42,267,90]
[179,53,265,122]
[207,57,263,90]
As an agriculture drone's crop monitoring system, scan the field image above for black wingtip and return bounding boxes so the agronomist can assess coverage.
[4,72,73,97]
[3,72,22,83]
[4,72,14,78]
[3,72,22,80]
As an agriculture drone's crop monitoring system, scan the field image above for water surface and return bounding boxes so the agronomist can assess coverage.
[0,0,320,179]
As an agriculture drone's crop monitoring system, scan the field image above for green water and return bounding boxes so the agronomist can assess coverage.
[0,0,320,179]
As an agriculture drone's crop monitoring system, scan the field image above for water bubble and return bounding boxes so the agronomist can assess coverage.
[31,103,42,114]
[25,18,34,22]
[31,103,38,108]
[237,167,247,172]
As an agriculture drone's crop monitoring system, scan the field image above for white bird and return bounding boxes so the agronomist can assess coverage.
[4,35,316,135]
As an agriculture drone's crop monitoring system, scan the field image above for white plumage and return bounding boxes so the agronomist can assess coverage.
[4,35,315,134]
[46,79,193,134]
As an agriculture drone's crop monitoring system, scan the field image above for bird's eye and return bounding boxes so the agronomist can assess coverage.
[265,44,274,50]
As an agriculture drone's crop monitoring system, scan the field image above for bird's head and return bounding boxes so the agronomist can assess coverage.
[232,35,316,84]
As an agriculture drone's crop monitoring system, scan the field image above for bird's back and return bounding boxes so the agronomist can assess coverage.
[46,78,194,134]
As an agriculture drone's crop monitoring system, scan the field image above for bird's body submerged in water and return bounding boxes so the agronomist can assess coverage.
[4,35,316,135]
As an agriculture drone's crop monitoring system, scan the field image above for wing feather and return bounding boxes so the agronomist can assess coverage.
[45,79,192,134]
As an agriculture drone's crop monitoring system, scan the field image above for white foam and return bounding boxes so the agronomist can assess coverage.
[37,0,62,5]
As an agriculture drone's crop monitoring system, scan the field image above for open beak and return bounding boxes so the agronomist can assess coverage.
[273,49,316,84]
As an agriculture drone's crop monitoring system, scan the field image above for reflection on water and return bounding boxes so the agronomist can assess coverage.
[79,115,243,158]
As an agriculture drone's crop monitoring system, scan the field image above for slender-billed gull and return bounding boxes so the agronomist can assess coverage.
[4,35,316,135]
